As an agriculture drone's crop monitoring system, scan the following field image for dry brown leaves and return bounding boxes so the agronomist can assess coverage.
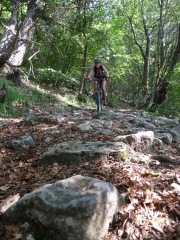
[0,113,180,240]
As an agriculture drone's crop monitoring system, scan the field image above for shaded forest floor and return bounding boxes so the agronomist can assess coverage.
[0,88,180,240]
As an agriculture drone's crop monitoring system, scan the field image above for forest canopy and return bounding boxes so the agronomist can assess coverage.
[0,0,179,114]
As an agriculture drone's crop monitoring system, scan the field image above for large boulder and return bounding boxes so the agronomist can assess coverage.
[2,175,127,240]
[39,141,150,166]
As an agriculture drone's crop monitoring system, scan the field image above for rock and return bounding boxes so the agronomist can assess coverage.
[44,137,53,143]
[78,123,93,131]
[37,115,66,124]
[170,128,180,141]
[90,121,103,129]
[113,131,154,151]
[153,116,179,127]
[26,234,35,240]
[11,136,35,150]
[43,129,64,135]
[39,141,150,166]
[26,111,67,124]
[155,133,173,145]
[101,129,113,136]
[2,175,127,240]
[83,119,113,130]
[135,121,157,129]
[152,138,163,151]
[101,120,113,129]
[98,111,124,120]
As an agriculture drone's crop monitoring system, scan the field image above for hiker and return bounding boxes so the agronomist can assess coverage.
[87,58,109,106]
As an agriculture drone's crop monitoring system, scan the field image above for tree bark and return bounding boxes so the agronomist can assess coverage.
[0,0,40,86]
[0,83,8,103]
[7,0,40,67]
[0,0,20,67]
[148,23,180,109]
[79,42,88,95]
[126,8,150,93]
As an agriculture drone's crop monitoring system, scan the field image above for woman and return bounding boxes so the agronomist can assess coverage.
[87,58,109,105]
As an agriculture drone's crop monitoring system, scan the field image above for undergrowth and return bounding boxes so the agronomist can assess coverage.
[0,70,179,119]
[0,77,58,117]
[0,76,95,117]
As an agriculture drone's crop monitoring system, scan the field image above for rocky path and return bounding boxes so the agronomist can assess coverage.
[0,105,180,239]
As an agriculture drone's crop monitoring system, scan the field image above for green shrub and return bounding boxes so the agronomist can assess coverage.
[0,79,58,117]
[30,86,57,105]
[0,80,30,116]
[34,68,78,89]
[156,65,180,118]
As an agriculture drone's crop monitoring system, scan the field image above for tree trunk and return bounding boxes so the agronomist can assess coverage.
[153,80,169,104]
[79,42,88,95]
[0,83,8,103]
[0,0,40,85]
[126,5,151,94]
[0,0,21,67]
[148,23,180,110]
[6,66,21,86]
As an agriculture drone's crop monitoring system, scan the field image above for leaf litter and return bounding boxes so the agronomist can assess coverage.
[0,108,180,240]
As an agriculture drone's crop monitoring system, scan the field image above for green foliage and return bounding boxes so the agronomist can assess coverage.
[155,65,180,118]
[108,94,121,108]
[30,86,56,105]
[34,68,78,89]
[114,150,130,162]
[108,94,130,109]
[0,77,58,117]
[0,80,30,117]
[20,0,180,116]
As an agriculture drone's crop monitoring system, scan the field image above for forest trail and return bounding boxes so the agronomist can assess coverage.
[0,102,180,240]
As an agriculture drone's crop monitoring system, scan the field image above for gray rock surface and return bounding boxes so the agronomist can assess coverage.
[155,132,173,145]
[152,116,179,127]
[39,141,150,166]
[113,131,154,151]
[2,175,127,240]
[11,136,35,150]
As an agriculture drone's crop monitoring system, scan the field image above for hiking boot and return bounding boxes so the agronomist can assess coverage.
[103,101,107,106]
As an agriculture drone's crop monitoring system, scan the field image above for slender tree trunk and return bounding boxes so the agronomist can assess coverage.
[79,42,88,95]
[141,1,151,93]
[126,12,150,94]
[0,83,7,103]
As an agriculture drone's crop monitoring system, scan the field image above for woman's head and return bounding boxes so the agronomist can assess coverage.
[94,58,102,64]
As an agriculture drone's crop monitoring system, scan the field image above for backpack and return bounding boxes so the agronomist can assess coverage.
[94,65,104,78]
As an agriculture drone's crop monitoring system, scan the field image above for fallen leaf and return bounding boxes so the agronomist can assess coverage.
[14,233,23,239]
[0,185,10,191]
[171,182,180,192]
